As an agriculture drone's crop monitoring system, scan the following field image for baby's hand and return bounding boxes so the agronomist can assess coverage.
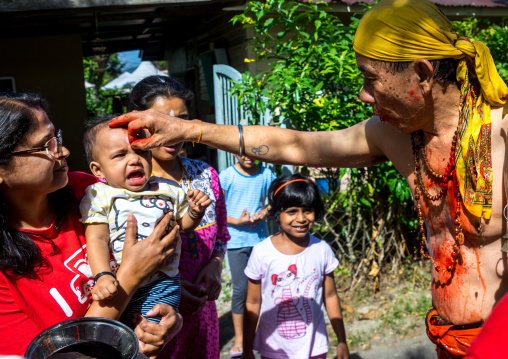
[92,274,119,301]
[187,189,212,215]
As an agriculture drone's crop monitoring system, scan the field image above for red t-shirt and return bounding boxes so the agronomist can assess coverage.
[0,172,98,356]
[466,292,508,359]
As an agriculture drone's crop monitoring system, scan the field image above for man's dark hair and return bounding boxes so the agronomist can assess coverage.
[386,58,458,83]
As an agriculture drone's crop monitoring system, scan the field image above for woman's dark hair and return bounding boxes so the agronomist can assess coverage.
[267,174,325,222]
[128,75,196,117]
[0,92,74,278]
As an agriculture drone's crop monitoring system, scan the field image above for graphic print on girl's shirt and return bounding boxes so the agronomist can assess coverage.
[111,195,174,254]
[271,264,321,340]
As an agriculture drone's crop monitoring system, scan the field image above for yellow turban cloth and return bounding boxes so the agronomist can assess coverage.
[353,0,508,220]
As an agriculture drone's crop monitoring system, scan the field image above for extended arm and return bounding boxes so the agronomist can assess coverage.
[109,110,389,169]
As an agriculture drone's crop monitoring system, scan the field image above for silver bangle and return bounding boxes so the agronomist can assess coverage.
[238,123,245,158]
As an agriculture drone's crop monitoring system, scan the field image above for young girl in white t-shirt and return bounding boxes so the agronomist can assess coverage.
[243,174,349,359]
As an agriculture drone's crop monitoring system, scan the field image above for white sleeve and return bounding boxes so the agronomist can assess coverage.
[79,184,109,223]
[323,242,339,274]
[244,244,264,280]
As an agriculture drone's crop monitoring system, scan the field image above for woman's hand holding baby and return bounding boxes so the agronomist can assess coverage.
[120,212,180,283]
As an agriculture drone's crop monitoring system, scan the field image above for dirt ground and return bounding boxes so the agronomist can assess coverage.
[217,264,437,359]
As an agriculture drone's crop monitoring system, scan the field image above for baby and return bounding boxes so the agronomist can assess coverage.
[79,117,211,326]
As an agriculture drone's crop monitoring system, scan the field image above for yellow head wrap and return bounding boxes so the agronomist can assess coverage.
[353,0,508,219]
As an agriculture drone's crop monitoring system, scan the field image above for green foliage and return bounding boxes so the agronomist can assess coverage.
[230,0,369,131]
[452,18,508,81]
[83,53,125,119]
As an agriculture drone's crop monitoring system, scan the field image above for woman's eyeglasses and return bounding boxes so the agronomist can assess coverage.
[11,129,63,158]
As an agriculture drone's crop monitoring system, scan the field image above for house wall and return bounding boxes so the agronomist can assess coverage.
[0,34,89,171]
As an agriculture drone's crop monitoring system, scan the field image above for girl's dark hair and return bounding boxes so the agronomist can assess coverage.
[267,174,325,221]
[128,75,196,117]
[0,92,75,278]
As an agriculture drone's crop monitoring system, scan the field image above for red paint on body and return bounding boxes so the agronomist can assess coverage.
[472,247,486,315]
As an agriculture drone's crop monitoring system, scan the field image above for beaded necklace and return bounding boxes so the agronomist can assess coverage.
[411,129,464,273]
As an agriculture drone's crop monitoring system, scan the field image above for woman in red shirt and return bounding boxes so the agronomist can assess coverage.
[0,92,181,356]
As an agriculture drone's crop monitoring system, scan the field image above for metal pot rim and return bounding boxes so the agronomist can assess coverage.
[25,317,139,359]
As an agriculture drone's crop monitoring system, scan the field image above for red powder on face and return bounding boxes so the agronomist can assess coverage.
[409,90,415,96]
[414,96,422,101]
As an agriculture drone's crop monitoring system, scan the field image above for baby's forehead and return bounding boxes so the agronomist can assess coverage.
[92,124,126,147]
[95,122,121,139]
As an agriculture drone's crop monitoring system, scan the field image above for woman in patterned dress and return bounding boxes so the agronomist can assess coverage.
[128,75,230,359]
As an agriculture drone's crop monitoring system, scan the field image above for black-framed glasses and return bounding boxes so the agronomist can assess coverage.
[11,129,63,157]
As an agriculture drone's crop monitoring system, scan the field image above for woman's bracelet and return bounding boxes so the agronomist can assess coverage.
[93,271,116,284]
[238,123,245,158]
[188,208,205,220]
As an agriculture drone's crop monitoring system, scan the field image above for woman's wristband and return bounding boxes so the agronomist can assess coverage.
[94,271,116,284]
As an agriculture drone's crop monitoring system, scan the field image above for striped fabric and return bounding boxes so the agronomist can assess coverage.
[120,273,181,328]
[219,165,275,249]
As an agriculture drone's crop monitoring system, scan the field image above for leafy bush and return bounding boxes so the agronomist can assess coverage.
[83,53,126,119]
[452,18,508,81]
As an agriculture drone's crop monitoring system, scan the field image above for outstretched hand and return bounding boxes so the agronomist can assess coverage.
[109,109,198,150]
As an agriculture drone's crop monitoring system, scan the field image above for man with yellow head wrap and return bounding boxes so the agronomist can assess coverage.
[108,0,508,358]
[353,0,508,357]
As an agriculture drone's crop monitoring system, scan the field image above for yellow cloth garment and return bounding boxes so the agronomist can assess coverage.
[353,0,508,219]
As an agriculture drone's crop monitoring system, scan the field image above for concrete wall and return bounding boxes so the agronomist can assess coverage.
[0,34,89,171]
